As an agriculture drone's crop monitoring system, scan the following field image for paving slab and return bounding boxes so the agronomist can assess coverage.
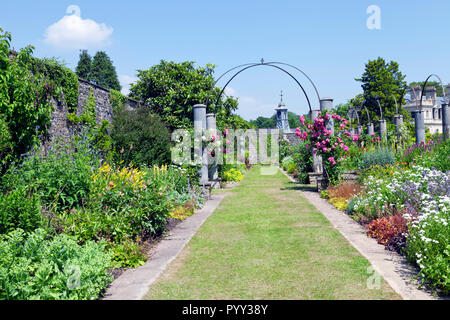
[102,193,227,300]
[281,170,444,300]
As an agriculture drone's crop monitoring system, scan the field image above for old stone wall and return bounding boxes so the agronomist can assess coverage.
[47,78,139,141]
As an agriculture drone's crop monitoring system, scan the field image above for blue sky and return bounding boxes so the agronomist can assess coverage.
[1,0,450,120]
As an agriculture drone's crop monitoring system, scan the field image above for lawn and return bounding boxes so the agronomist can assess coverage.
[144,167,401,300]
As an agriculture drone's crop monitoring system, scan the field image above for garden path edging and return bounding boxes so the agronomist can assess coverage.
[281,170,443,300]
[102,193,228,300]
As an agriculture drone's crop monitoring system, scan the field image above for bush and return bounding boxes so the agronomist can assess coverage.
[327,182,362,200]
[0,187,41,234]
[359,148,395,170]
[367,215,408,247]
[111,106,172,167]
[405,209,449,294]
[329,197,348,211]
[291,142,312,184]
[0,228,113,300]
[286,163,296,175]
[1,135,99,212]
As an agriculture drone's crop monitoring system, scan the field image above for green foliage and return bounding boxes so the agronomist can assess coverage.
[109,239,146,269]
[220,164,246,182]
[0,28,54,170]
[249,112,300,129]
[359,148,395,170]
[291,142,313,184]
[129,60,238,129]
[110,89,127,112]
[75,50,92,80]
[0,228,113,300]
[249,116,275,129]
[111,106,171,167]
[405,211,450,294]
[409,81,445,97]
[90,51,121,91]
[412,138,450,173]
[30,57,78,112]
[286,163,296,175]
[67,87,96,127]
[334,103,350,119]
[1,135,99,213]
[354,57,409,124]
[0,187,41,234]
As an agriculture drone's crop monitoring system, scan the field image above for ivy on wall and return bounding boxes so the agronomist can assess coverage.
[109,89,127,113]
[30,57,79,112]
[67,87,96,127]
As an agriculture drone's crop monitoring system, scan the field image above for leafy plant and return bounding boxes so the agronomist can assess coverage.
[1,135,99,213]
[0,228,113,300]
[0,28,55,170]
[367,215,408,246]
[359,148,395,170]
[111,106,171,167]
[0,187,41,234]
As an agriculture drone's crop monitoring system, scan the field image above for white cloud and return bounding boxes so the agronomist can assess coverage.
[119,75,138,96]
[224,86,237,96]
[44,6,113,50]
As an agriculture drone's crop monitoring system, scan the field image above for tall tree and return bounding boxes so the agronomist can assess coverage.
[354,57,408,124]
[75,50,92,80]
[129,60,239,130]
[90,51,121,91]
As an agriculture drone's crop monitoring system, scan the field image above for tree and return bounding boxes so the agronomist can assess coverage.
[90,51,121,91]
[110,106,171,167]
[75,50,92,80]
[129,60,239,130]
[354,57,408,124]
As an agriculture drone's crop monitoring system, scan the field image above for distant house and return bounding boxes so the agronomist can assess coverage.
[403,85,449,134]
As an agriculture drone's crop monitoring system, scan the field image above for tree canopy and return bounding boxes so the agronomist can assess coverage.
[90,51,121,91]
[353,57,408,124]
[129,60,240,130]
[75,50,92,80]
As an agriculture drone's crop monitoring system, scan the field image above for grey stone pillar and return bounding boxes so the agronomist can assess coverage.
[320,98,334,135]
[206,113,218,180]
[414,111,425,144]
[394,115,403,136]
[309,109,322,174]
[309,109,320,121]
[367,123,374,136]
[357,125,363,136]
[193,104,208,184]
[442,103,450,140]
[379,120,387,142]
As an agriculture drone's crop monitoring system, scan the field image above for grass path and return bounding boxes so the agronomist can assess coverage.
[144,167,400,300]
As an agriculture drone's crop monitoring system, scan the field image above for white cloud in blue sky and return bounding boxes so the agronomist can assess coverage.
[119,74,138,96]
[44,6,113,50]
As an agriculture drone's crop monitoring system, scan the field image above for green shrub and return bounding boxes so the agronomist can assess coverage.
[415,138,450,173]
[0,187,41,234]
[1,135,99,212]
[111,106,171,167]
[292,142,312,184]
[0,228,113,300]
[281,156,294,171]
[286,163,296,174]
[359,148,395,170]
[109,239,147,269]
[405,210,450,294]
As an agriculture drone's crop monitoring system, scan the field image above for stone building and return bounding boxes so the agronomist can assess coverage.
[403,85,449,134]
